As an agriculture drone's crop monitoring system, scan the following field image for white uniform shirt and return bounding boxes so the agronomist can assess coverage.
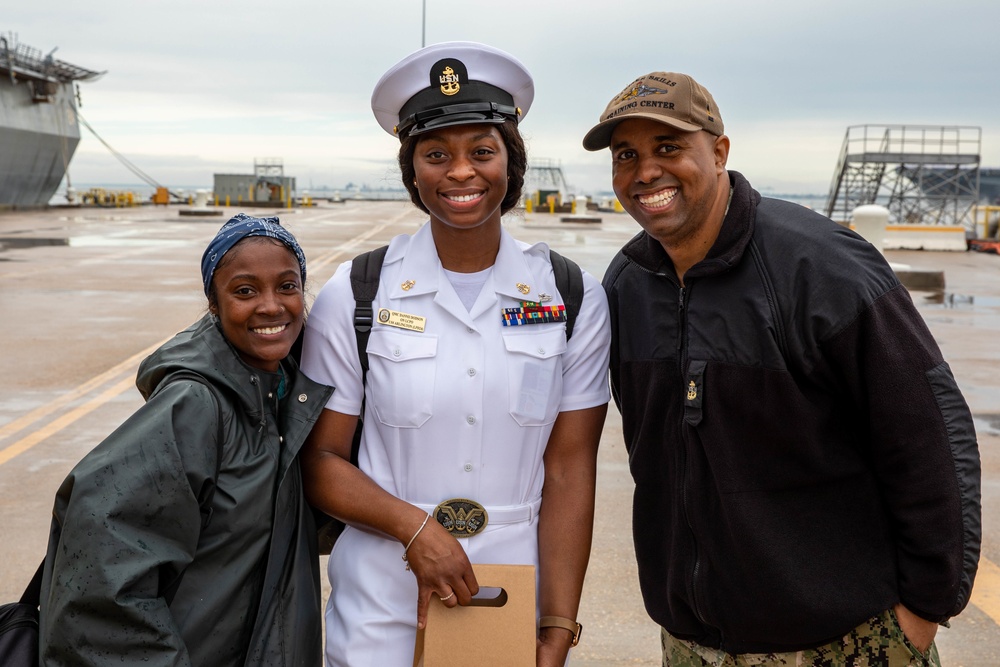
[301,223,610,666]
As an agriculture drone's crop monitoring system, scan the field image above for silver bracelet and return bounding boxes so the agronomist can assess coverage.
[402,514,431,571]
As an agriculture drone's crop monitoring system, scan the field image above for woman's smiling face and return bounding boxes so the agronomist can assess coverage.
[412,124,509,232]
[210,237,304,372]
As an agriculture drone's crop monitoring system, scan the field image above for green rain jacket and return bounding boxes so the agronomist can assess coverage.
[39,314,333,666]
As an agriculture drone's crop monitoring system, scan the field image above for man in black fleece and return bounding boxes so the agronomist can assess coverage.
[583,71,981,666]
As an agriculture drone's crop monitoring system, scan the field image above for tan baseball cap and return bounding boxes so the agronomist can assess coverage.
[582,72,724,151]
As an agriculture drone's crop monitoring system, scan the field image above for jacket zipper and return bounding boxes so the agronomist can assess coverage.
[249,375,268,433]
[676,287,700,612]
[627,261,711,628]
[677,283,710,631]
[677,286,687,358]
[252,373,285,473]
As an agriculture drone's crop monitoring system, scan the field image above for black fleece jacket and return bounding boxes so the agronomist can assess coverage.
[603,171,981,653]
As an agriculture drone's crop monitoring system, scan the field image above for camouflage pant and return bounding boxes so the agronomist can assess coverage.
[661,609,941,667]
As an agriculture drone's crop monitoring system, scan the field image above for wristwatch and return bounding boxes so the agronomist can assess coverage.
[538,615,583,647]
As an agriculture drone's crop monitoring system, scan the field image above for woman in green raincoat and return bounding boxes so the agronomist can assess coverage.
[39,214,331,666]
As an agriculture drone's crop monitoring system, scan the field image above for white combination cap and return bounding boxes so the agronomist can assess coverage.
[371,41,534,140]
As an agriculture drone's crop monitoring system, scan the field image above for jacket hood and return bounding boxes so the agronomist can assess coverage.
[621,170,761,280]
[136,313,284,420]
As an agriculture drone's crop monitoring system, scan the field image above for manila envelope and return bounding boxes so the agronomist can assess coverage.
[413,563,536,666]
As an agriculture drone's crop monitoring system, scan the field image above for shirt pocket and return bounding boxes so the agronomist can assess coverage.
[367,329,438,428]
[502,329,566,427]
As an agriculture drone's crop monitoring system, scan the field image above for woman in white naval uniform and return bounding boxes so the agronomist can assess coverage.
[300,41,610,667]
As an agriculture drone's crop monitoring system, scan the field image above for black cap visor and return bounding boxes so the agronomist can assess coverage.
[399,102,518,137]
[396,81,518,138]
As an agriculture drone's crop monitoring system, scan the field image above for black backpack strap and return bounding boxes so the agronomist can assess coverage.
[348,245,389,466]
[549,249,584,341]
[350,245,389,374]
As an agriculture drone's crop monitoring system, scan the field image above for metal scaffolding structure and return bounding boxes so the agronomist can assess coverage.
[254,157,284,179]
[524,158,571,197]
[824,124,981,229]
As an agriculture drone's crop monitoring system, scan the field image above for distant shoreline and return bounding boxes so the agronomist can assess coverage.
[48,183,830,210]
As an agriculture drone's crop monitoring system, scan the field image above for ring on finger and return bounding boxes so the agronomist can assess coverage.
[439,592,455,601]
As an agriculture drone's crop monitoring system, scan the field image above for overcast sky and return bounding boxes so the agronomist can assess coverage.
[7,0,1000,196]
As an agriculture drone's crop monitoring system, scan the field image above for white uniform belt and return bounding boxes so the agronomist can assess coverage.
[415,497,542,525]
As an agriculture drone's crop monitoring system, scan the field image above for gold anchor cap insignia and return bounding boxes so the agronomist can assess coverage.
[401,279,416,291]
[439,65,460,96]
[686,380,697,401]
[516,283,530,295]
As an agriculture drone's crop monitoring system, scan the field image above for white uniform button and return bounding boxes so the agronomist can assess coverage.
[537,347,545,355]
[467,327,475,333]
[393,347,401,357]
[279,436,284,443]
[464,463,473,472]
[466,415,476,425]
[467,368,477,377]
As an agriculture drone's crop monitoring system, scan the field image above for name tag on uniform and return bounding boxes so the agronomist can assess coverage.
[377,308,426,333]
[502,303,567,327]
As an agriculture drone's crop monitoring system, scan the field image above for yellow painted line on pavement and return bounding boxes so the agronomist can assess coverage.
[971,555,1000,626]
[0,375,137,466]
[0,339,165,445]
[0,223,405,466]
[886,225,967,233]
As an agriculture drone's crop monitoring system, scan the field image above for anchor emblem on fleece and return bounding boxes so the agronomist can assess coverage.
[686,380,698,401]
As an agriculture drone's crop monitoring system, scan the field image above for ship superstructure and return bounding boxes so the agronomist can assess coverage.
[0,33,102,207]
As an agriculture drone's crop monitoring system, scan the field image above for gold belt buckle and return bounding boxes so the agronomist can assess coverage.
[433,498,489,538]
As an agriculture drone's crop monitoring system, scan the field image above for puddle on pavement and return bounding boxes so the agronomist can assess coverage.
[59,215,131,223]
[68,235,187,248]
[920,292,1000,308]
[0,235,187,251]
[0,237,69,250]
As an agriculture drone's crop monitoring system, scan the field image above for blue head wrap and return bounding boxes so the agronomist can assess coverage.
[201,213,307,296]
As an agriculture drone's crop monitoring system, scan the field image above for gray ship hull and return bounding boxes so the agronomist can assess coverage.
[0,33,100,208]
[0,76,81,207]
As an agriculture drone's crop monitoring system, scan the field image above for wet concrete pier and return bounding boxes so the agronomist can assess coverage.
[1,201,997,665]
